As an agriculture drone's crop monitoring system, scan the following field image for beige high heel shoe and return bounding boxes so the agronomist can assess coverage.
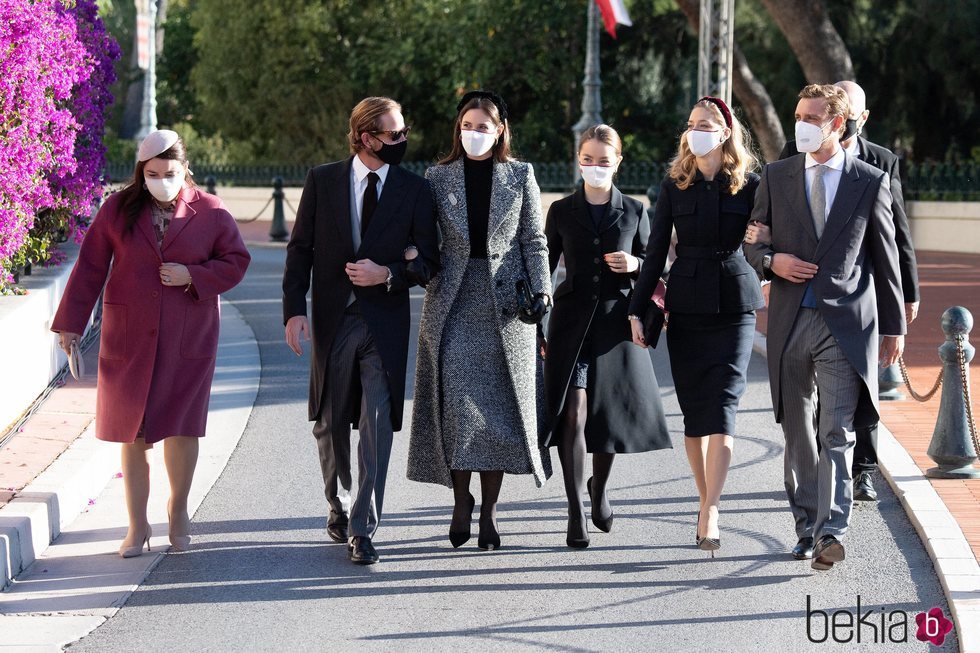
[168,499,192,552]
[119,527,152,558]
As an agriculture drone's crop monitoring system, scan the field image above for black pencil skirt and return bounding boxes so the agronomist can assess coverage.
[666,311,756,437]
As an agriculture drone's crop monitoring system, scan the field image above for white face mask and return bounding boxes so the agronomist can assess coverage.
[460,129,497,157]
[144,169,185,203]
[580,165,615,188]
[686,129,725,157]
[795,120,833,153]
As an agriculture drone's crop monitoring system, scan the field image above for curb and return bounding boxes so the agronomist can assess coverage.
[752,328,979,653]
[0,299,260,650]
[0,421,118,591]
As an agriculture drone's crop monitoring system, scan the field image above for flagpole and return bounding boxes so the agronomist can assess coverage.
[571,0,603,185]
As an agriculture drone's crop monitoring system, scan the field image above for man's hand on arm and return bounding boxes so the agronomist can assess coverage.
[771,253,819,283]
[345,259,391,287]
[905,301,919,324]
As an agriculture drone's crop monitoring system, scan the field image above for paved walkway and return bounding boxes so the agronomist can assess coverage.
[0,207,976,650]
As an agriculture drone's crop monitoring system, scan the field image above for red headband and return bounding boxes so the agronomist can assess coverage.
[698,96,732,129]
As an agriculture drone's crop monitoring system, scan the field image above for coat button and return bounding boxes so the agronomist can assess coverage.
[150,329,157,335]
[593,238,600,245]
[152,291,159,298]
[593,275,600,282]
[594,257,600,264]
[591,294,598,301]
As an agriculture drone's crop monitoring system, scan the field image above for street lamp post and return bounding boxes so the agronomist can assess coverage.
[571,0,603,186]
[697,0,735,105]
[135,0,158,140]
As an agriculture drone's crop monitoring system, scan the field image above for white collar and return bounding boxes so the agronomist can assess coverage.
[352,154,389,185]
[843,137,860,157]
[805,144,846,171]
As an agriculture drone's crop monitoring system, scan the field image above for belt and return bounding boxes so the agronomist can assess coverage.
[674,244,743,260]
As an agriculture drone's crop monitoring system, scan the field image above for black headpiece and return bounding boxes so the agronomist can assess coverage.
[456,90,508,122]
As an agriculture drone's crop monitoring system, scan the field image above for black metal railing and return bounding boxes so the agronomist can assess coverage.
[105,159,976,201]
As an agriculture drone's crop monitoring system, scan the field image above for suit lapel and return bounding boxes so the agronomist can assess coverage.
[814,154,867,261]
[597,185,625,233]
[857,136,877,168]
[331,158,356,259]
[161,186,198,252]
[488,161,518,239]
[359,163,407,254]
[784,156,819,246]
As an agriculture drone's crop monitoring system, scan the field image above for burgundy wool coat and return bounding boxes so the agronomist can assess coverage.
[51,187,251,444]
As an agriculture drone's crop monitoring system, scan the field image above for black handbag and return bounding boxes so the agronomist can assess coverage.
[642,278,667,348]
[516,278,539,324]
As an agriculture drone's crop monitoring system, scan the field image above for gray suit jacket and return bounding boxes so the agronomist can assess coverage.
[408,158,552,488]
[745,153,906,425]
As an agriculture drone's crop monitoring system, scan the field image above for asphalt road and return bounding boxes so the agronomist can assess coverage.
[67,245,956,652]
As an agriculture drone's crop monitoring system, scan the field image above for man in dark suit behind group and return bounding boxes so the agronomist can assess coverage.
[282,96,439,565]
[745,84,906,571]
[755,80,919,503]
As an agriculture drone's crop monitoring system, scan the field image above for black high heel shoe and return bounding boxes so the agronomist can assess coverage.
[477,512,500,550]
[587,477,614,533]
[449,493,475,548]
[566,514,590,549]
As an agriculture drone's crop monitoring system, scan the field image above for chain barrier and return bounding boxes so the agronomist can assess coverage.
[234,196,274,224]
[955,335,980,460]
[898,355,943,402]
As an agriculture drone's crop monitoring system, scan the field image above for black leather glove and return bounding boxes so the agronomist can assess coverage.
[519,293,551,325]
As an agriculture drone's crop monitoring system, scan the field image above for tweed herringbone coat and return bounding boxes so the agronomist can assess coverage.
[407,158,553,488]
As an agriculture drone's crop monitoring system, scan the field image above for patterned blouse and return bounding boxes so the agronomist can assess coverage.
[150,201,176,247]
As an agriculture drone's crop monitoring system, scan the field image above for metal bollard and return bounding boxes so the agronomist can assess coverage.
[926,306,980,478]
[268,176,289,242]
[204,175,217,196]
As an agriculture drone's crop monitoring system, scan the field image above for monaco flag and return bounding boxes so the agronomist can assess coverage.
[595,0,632,38]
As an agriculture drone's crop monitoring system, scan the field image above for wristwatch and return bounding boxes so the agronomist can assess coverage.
[762,253,774,280]
[384,267,394,292]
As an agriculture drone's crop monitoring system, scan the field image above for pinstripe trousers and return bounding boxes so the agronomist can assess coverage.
[779,307,859,541]
[313,303,394,540]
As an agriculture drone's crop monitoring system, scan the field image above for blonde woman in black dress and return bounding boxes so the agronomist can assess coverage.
[630,97,763,555]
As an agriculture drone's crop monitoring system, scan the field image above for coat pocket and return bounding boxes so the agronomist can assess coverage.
[180,301,219,359]
[99,303,127,360]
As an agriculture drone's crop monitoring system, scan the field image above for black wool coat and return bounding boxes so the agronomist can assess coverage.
[542,186,671,454]
[282,158,439,432]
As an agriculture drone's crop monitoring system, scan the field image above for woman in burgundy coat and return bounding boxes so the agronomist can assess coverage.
[51,130,250,557]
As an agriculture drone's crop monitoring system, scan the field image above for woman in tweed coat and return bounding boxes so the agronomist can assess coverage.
[407,91,552,551]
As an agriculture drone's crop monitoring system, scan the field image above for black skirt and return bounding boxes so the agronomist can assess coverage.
[666,311,756,437]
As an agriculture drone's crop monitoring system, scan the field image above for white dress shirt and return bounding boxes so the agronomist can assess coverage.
[350,154,389,249]
[804,144,846,226]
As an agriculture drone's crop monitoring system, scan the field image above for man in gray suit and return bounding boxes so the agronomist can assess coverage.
[746,84,906,571]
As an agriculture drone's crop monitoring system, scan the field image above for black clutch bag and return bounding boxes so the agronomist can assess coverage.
[516,278,538,324]
[642,278,667,348]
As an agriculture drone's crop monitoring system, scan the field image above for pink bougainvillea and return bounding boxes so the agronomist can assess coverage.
[0,0,119,290]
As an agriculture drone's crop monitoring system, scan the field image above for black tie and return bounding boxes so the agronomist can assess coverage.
[361,172,379,237]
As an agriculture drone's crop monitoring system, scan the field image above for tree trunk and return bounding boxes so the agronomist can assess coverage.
[121,0,168,138]
[759,0,854,84]
[674,0,785,162]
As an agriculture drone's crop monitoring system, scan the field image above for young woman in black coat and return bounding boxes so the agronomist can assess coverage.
[544,125,671,549]
[629,98,763,556]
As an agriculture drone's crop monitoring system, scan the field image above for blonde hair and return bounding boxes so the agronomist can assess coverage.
[438,96,513,165]
[798,84,850,136]
[578,124,622,157]
[668,99,758,194]
[347,96,402,154]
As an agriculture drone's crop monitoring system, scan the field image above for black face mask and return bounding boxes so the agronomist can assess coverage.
[373,138,407,166]
[842,118,860,143]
